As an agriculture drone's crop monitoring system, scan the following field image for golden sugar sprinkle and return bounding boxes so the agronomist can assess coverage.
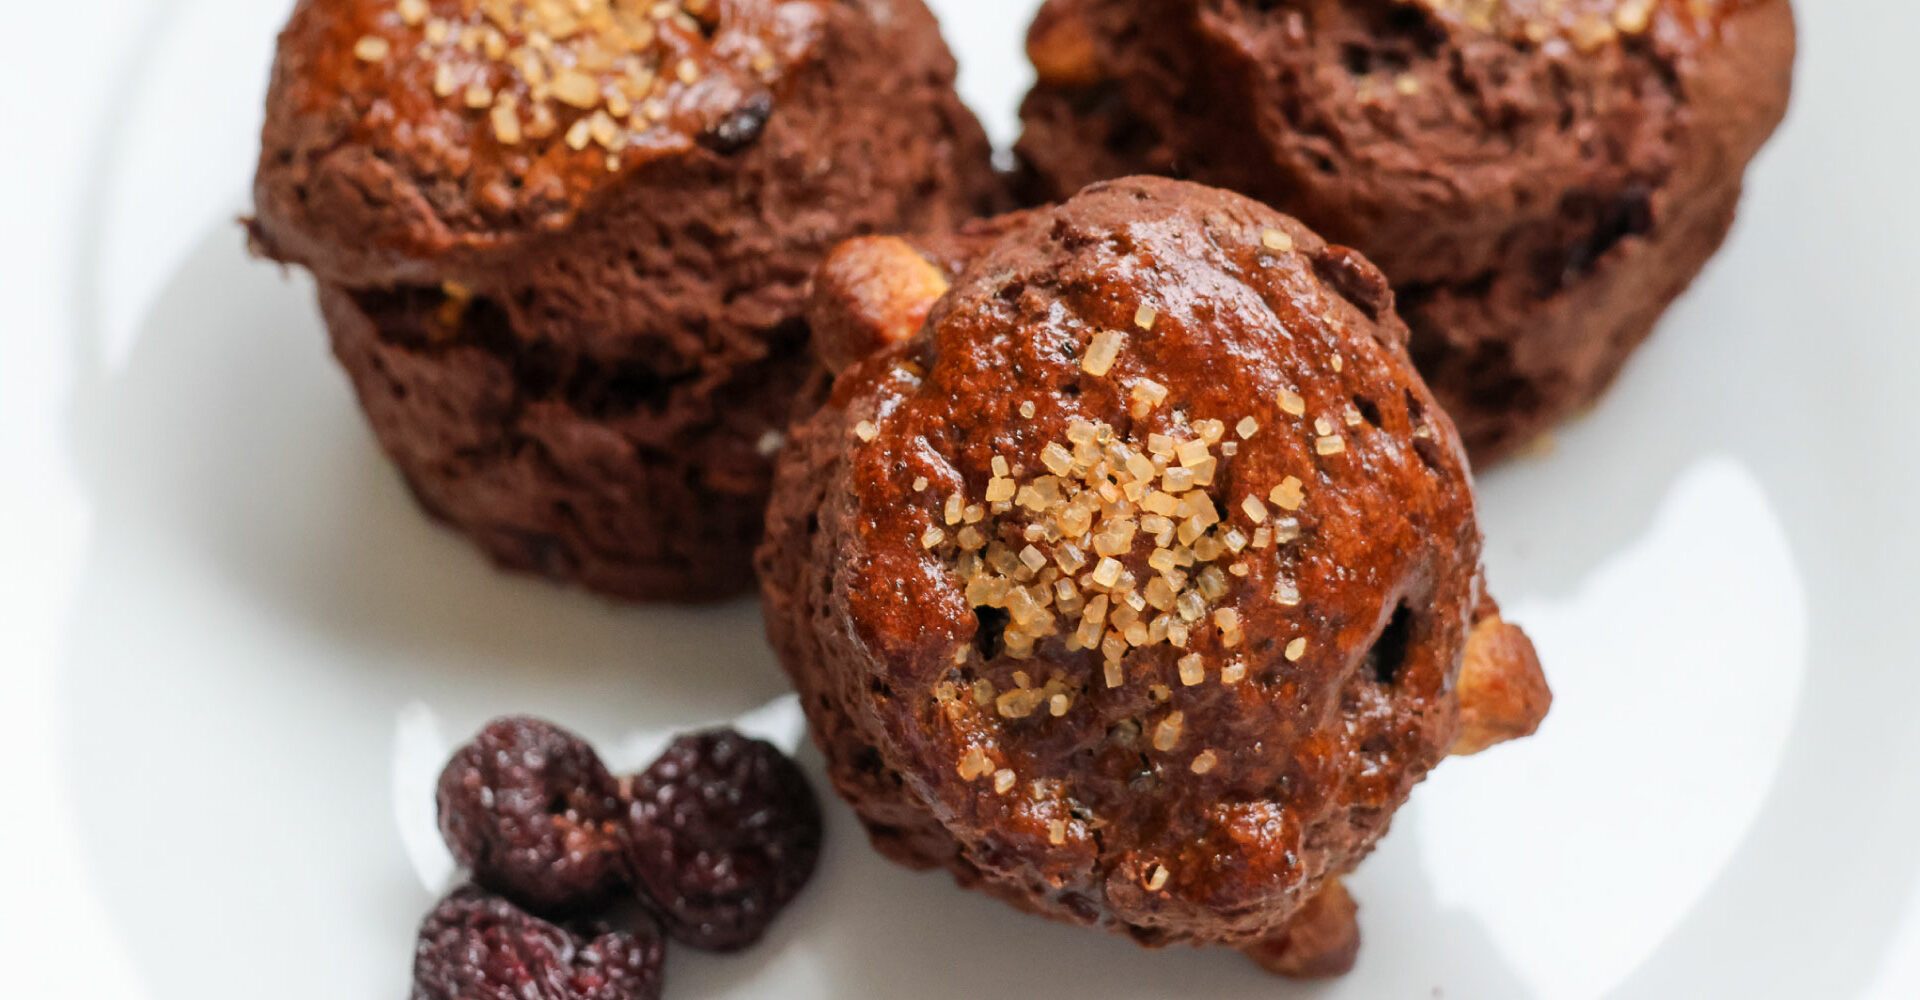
[926,415,1318,707]
[1152,711,1185,751]
[957,746,993,781]
[1414,0,1657,47]
[1082,330,1125,377]
[354,35,392,62]
[1269,476,1305,511]
[924,330,1346,732]
[1614,0,1656,34]
[1129,378,1169,418]
[363,0,758,157]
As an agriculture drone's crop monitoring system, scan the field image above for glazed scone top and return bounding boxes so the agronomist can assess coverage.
[813,178,1481,940]
[266,0,825,240]
[1412,0,1743,46]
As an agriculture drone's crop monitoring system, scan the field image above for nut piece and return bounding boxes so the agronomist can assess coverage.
[1243,880,1361,979]
[1026,0,1103,89]
[1451,612,1552,756]
[809,237,951,373]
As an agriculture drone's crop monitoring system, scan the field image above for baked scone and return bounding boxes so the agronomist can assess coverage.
[1018,0,1795,459]
[758,177,1549,972]
[252,0,1000,600]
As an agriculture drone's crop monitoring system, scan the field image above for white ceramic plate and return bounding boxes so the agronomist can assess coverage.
[5,1,1919,997]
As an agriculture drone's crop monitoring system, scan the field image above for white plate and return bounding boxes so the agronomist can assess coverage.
[4,1,1919,997]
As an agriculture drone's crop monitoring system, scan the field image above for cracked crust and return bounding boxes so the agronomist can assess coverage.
[321,282,797,598]
[1017,0,1795,459]
[253,0,1000,600]
[758,178,1546,961]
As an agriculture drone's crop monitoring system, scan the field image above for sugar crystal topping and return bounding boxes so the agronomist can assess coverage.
[854,274,1398,738]
[868,243,1388,801]
[920,413,1300,685]
[1407,0,1694,50]
[354,0,784,167]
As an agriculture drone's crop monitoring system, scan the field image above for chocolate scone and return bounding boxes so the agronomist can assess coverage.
[1018,0,1795,459]
[252,0,1000,600]
[757,178,1549,972]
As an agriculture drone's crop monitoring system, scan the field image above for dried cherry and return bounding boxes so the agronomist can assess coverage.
[437,716,630,913]
[411,886,664,1000]
[626,730,822,951]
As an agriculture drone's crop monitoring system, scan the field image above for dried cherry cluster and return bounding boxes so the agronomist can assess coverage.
[411,717,822,1000]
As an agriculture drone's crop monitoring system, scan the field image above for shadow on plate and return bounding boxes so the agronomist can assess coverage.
[1465,104,1920,993]
[55,119,1920,998]
[54,221,789,999]
[669,795,1533,1000]
[51,220,1532,999]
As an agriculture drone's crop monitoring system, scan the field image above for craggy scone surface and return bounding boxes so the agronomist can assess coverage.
[252,0,1000,600]
[255,0,1001,343]
[257,0,833,267]
[1018,0,1796,457]
[760,178,1486,945]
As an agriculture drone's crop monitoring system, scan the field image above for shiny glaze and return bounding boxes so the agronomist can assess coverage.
[270,0,826,244]
[762,178,1495,946]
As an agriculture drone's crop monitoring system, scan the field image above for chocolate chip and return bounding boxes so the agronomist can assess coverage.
[702,93,773,153]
